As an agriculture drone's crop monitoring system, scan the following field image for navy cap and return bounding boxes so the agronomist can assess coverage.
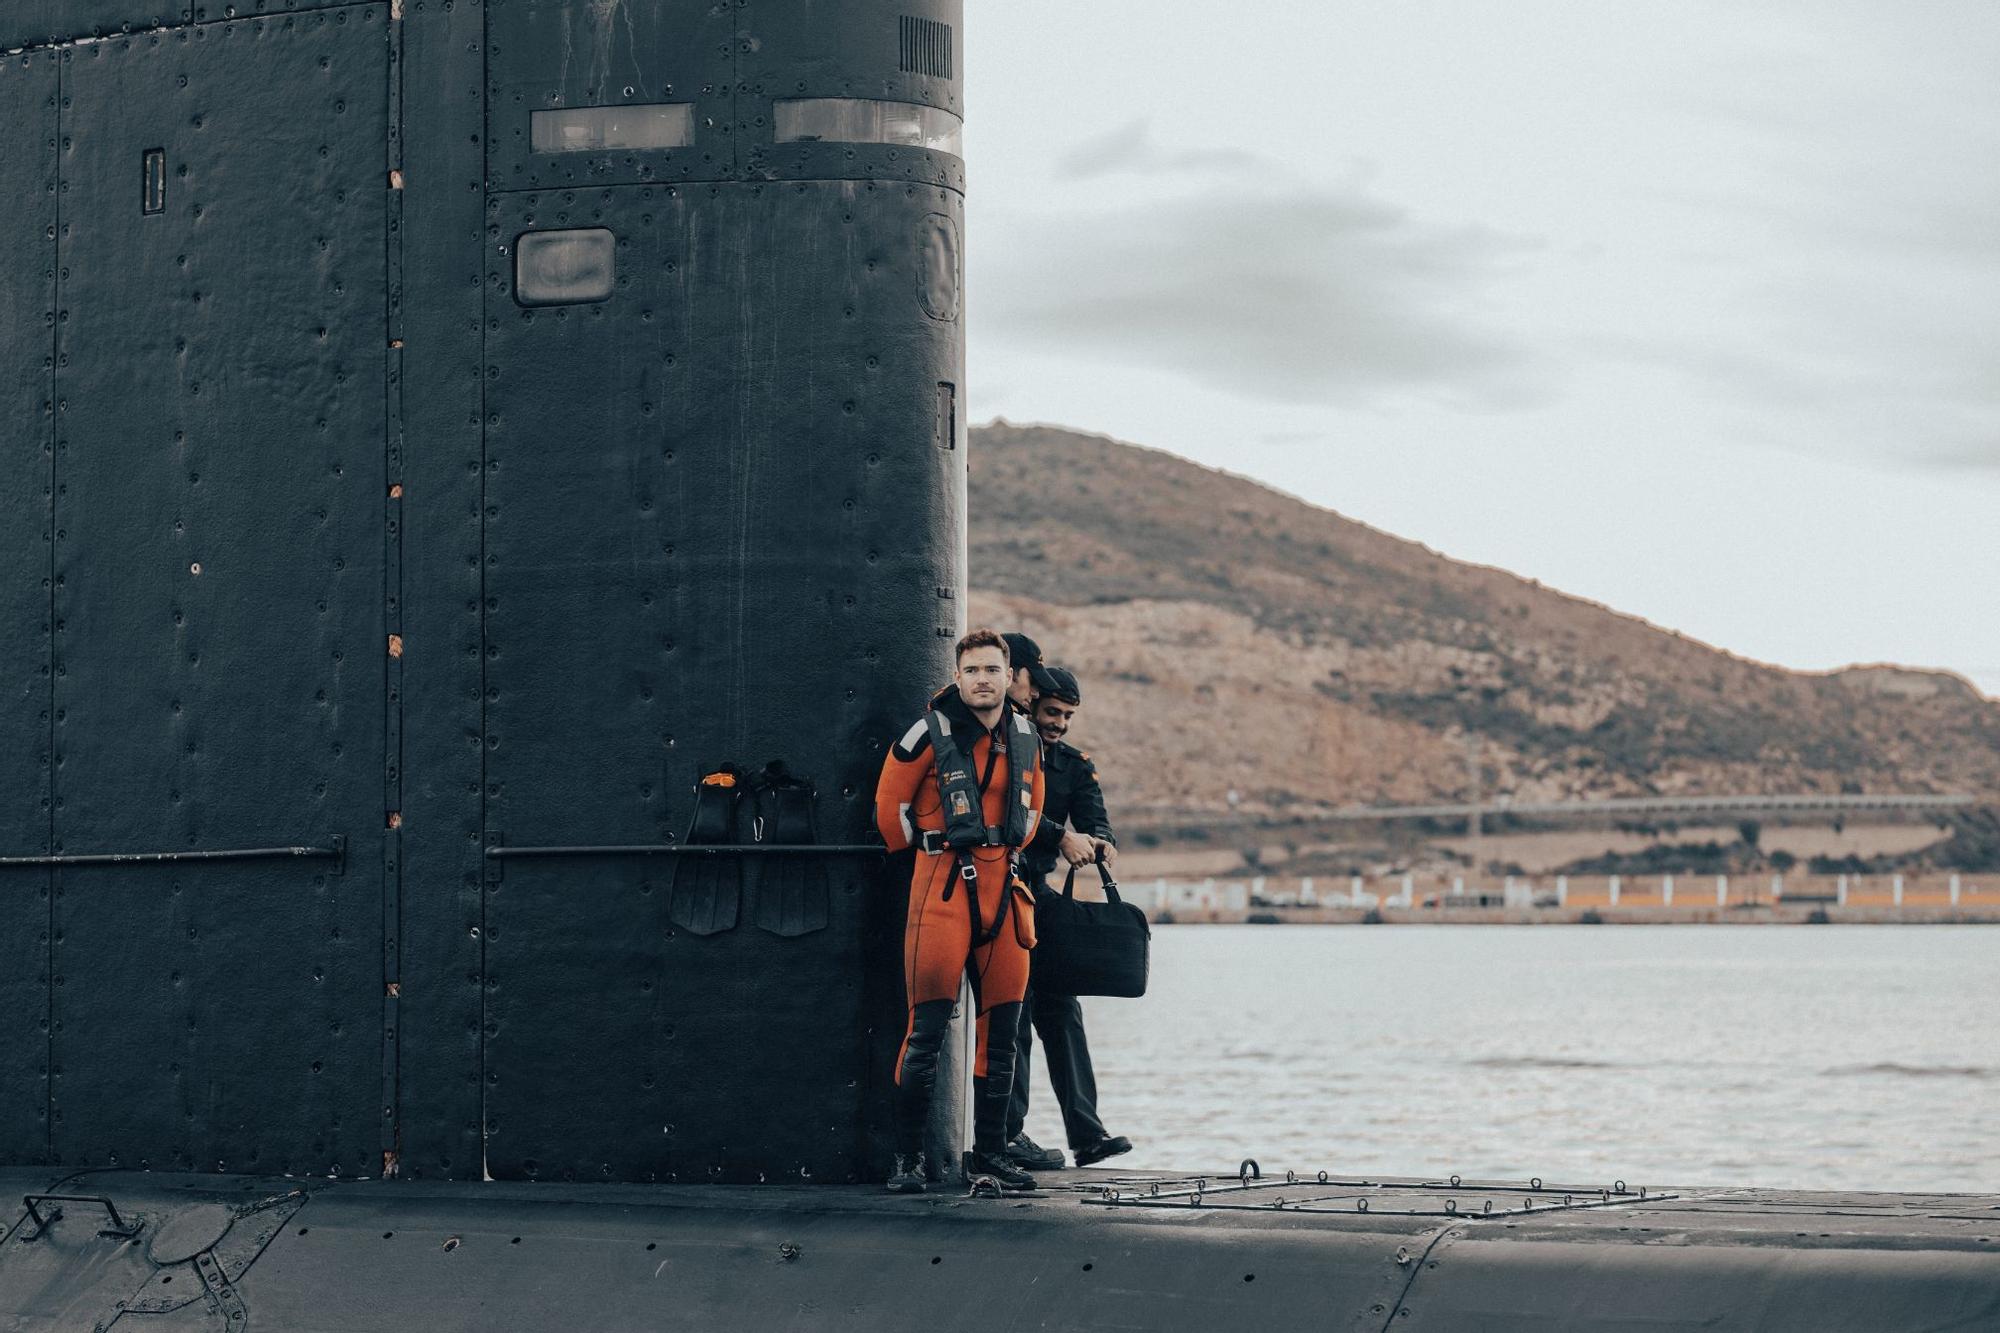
[1035,665,1081,705]
[1001,632,1043,670]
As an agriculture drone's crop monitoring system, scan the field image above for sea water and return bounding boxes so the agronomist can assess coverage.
[1019,925,1998,1192]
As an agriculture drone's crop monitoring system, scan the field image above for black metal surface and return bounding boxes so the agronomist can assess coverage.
[476,170,959,1178]
[2,0,968,1184]
[0,51,60,1169]
[1385,1225,2000,1333]
[476,10,965,1170]
[0,0,374,53]
[483,0,736,191]
[390,0,488,1183]
[0,1,188,53]
[740,0,966,195]
[49,9,390,1173]
[0,1169,1992,1332]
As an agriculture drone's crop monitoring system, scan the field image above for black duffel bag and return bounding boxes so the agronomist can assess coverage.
[1030,858,1150,998]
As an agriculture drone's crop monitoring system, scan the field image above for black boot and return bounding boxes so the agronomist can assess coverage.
[1005,1134,1065,1171]
[964,1146,1036,1191]
[1073,1134,1133,1167]
[893,999,955,1165]
[967,1002,1034,1190]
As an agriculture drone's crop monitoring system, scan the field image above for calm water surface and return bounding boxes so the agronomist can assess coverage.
[1018,925,1998,1192]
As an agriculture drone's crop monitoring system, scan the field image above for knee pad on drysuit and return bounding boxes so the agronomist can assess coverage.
[897,999,956,1088]
[894,998,956,1155]
[971,1001,1024,1153]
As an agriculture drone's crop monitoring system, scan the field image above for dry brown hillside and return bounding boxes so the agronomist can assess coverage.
[966,422,2000,820]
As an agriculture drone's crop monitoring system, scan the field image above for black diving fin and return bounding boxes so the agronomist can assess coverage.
[668,763,744,936]
[749,760,830,938]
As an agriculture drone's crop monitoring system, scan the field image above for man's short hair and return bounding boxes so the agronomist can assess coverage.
[1000,632,1043,670]
[957,627,1009,665]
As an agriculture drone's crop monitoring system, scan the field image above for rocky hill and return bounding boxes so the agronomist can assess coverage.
[966,422,2000,822]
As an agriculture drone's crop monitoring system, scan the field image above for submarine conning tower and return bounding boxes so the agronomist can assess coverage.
[0,0,966,1185]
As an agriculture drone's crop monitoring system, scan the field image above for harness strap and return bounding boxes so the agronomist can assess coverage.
[954,850,1014,947]
[928,710,1021,942]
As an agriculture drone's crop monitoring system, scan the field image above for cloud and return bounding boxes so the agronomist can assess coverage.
[1924,440,2000,471]
[1593,265,2000,472]
[1633,8,2000,471]
[976,178,1550,411]
[1054,118,1263,181]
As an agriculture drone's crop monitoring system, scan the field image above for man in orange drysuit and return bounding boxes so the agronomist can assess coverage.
[875,627,1046,1192]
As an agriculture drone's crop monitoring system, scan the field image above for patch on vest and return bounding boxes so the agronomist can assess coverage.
[950,791,973,818]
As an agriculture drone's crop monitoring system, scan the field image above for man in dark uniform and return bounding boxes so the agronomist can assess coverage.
[1001,631,1044,713]
[1003,663,1134,1170]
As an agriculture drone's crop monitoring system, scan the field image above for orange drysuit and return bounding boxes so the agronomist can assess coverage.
[875,686,1044,1158]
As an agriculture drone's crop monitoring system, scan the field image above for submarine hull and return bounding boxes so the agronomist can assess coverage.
[0,1167,1994,1331]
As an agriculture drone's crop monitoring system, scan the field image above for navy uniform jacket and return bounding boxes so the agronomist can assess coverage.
[1021,739,1116,888]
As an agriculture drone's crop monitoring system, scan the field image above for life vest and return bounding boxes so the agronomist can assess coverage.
[924,706,1037,849]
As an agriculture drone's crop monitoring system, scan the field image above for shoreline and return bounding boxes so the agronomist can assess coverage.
[1150,905,1999,925]
[1115,870,1995,925]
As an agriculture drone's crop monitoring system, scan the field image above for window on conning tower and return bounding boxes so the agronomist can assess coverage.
[773,99,963,157]
[531,104,695,153]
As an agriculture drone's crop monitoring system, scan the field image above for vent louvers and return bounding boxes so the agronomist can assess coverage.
[898,16,953,80]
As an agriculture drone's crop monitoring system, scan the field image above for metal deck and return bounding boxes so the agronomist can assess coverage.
[1,1164,1993,1331]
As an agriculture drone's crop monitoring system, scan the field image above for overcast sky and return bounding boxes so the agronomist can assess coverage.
[964,1,2000,694]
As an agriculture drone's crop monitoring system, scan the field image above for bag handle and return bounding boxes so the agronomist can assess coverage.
[1060,849,1123,906]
